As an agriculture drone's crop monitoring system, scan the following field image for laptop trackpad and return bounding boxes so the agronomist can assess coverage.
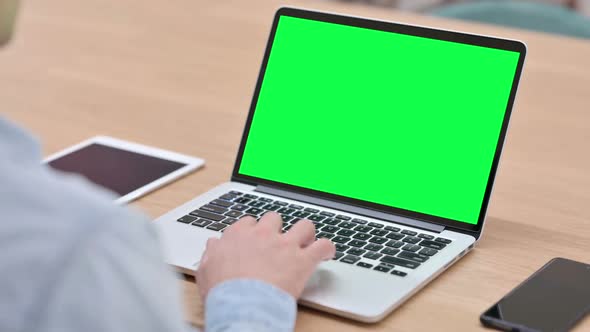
[156,221,220,272]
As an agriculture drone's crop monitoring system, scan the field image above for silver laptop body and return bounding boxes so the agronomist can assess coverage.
[154,7,526,323]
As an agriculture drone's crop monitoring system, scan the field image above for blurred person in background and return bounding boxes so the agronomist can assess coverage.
[0,1,335,332]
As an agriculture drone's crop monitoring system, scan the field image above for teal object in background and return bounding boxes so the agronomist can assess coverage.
[431,1,590,39]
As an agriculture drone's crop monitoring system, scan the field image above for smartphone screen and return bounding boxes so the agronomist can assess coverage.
[481,258,590,332]
[48,143,187,197]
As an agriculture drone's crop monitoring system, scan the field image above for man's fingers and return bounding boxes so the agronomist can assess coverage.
[205,237,218,251]
[200,237,219,265]
[257,211,283,233]
[285,219,316,247]
[227,215,257,231]
[303,238,336,263]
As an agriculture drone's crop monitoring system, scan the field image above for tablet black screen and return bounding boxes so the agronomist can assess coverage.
[48,143,186,196]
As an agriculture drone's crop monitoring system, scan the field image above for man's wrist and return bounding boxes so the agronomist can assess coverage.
[205,279,297,332]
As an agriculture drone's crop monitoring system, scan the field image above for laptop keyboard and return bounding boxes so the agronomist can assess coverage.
[176,191,453,277]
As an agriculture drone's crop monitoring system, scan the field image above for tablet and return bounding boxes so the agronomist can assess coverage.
[44,136,204,204]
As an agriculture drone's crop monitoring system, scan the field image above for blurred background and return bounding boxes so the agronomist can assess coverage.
[331,0,590,38]
[332,0,589,14]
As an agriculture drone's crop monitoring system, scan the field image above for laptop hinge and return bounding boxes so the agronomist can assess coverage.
[255,185,445,233]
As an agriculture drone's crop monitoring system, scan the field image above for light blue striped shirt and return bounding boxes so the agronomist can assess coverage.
[0,117,296,332]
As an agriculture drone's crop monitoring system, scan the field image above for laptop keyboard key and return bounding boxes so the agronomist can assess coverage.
[402,244,421,252]
[292,211,311,218]
[323,218,340,225]
[225,210,242,218]
[222,218,238,225]
[365,243,383,252]
[402,236,421,244]
[177,215,197,224]
[333,251,345,260]
[398,251,429,263]
[191,218,213,227]
[419,248,438,256]
[206,223,227,232]
[337,229,355,237]
[335,243,350,252]
[248,200,266,208]
[382,248,400,256]
[245,207,264,215]
[385,240,404,248]
[420,240,446,250]
[386,233,405,240]
[349,240,367,248]
[374,265,393,273]
[418,233,435,240]
[230,204,249,211]
[401,230,417,236]
[228,191,243,196]
[352,218,368,224]
[370,229,388,237]
[308,215,326,222]
[322,225,339,233]
[210,199,233,208]
[277,207,296,214]
[263,204,281,211]
[244,194,258,199]
[200,204,228,214]
[357,262,373,269]
[336,215,351,220]
[368,222,383,228]
[353,233,372,241]
[341,255,361,264]
[339,221,356,229]
[220,194,237,201]
[435,237,453,244]
[320,211,335,217]
[190,210,225,222]
[380,256,421,269]
[369,237,388,244]
[317,232,334,239]
[391,270,407,277]
[332,236,350,244]
[364,251,383,260]
[385,226,401,232]
[274,201,288,206]
[348,248,366,256]
[233,197,251,204]
[289,204,304,210]
[354,225,372,233]
[304,207,320,213]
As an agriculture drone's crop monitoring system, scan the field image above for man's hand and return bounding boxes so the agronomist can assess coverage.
[196,212,336,301]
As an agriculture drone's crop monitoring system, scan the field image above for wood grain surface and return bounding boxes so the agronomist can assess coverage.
[1,0,588,330]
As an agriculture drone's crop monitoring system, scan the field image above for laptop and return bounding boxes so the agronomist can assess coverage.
[154,7,526,322]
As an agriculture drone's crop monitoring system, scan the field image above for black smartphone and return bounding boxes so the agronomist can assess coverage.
[480,258,590,332]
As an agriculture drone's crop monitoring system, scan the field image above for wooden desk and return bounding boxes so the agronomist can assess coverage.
[1,0,589,330]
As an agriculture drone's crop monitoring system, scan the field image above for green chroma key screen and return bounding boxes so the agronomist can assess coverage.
[238,15,520,225]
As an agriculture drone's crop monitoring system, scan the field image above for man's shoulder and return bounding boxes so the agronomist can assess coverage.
[0,119,164,332]
[0,117,154,264]
[0,160,146,238]
[0,117,146,237]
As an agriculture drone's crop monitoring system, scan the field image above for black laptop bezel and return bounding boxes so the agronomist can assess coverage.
[231,7,526,235]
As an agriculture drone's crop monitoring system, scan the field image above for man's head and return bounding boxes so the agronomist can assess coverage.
[0,0,19,47]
